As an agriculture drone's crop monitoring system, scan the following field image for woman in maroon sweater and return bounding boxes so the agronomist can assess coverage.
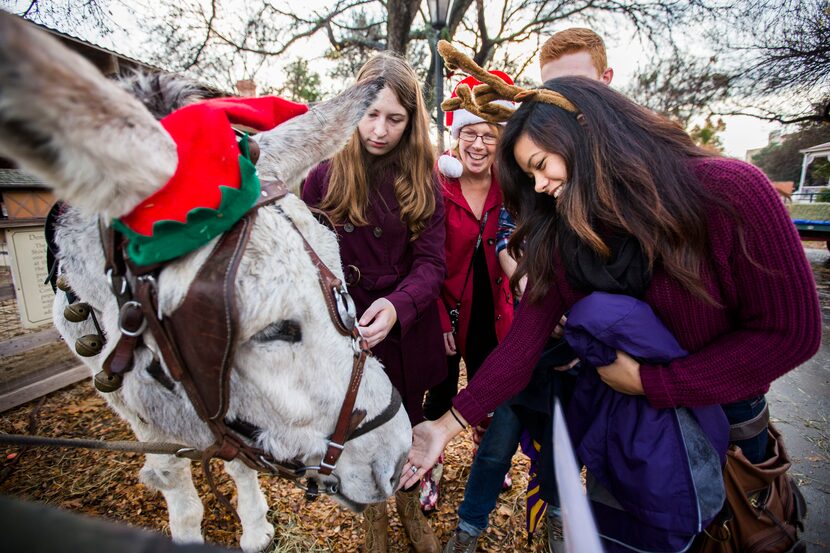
[400,76,821,490]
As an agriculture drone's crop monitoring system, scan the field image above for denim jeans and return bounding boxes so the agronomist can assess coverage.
[722,394,769,464]
[457,403,524,536]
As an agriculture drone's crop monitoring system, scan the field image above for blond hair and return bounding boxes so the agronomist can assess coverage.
[320,52,435,240]
[539,28,607,77]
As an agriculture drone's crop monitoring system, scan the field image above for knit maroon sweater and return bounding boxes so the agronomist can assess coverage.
[453,158,822,426]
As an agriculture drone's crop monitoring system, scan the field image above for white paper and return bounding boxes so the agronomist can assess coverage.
[553,399,605,553]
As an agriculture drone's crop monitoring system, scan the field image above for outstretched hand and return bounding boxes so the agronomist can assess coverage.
[358,297,397,348]
[398,411,464,490]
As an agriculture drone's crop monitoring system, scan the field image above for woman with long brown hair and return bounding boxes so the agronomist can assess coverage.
[303,52,445,553]
[400,76,821,550]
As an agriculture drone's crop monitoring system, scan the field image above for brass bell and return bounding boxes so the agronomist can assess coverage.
[56,275,72,292]
[64,302,91,323]
[75,334,104,357]
[94,370,123,393]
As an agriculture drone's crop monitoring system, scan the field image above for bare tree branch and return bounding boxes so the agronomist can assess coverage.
[22,1,38,18]
[182,0,215,70]
[713,101,830,126]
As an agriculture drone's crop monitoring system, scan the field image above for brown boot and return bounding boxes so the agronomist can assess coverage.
[395,488,441,553]
[362,501,388,553]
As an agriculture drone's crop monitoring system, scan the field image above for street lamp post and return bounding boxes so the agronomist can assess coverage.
[427,0,453,152]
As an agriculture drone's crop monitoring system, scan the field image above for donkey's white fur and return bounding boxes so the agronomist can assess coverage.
[0,13,410,552]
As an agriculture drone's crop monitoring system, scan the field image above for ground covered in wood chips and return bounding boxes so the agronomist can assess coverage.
[0,380,550,552]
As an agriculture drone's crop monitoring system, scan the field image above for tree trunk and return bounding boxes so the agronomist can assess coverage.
[386,0,420,53]
[473,40,495,68]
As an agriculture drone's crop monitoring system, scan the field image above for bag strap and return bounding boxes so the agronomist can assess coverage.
[456,210,490,307]
[729,401,770,442]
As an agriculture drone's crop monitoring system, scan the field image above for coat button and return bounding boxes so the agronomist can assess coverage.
[373,226,383,238]
[343,222,355,233]
[496,314,502,321]
[496,276,503,285]
[487,238,495,246]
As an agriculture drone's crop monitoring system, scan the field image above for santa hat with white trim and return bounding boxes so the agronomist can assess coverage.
[445,70,515,139]
[438,70,515,178]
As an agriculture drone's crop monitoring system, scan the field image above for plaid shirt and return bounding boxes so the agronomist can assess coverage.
[495,206,515,254]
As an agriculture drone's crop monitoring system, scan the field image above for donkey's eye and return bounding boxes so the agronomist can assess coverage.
[253,320,302,343]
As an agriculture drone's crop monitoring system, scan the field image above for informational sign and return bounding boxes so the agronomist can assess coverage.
[6,227,53,328]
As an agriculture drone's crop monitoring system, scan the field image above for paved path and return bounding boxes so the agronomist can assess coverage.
[769,246,830,550]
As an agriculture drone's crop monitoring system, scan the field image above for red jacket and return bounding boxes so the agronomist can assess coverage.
[437,167,514,357]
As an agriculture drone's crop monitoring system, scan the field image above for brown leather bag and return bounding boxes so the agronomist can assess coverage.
[694,424,807,553]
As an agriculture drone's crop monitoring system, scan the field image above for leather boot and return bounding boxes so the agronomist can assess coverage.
[395,488,441,553]
[362,501,388,553]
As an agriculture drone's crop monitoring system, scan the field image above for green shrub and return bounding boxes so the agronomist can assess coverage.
[817,189,830,203]
[787,202,830,221]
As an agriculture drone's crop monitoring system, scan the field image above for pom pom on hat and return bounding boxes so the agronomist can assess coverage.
[437,154,464,178]
[445,70,514,139]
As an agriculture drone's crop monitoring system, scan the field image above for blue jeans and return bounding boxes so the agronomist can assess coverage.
[457,403,524,536]
[722,395,769,464]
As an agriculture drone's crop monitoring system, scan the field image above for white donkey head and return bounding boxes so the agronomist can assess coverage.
[0,12,411,527]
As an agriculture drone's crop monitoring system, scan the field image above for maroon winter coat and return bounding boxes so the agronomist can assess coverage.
[302,160,448,425]
[437,170,514,357]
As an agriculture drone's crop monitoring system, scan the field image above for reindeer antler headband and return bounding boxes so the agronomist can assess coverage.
[437,40,578,122]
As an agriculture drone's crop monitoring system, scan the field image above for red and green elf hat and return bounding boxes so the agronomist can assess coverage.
[113,96,308,266]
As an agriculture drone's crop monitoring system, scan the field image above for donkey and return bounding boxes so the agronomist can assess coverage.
[0,13,411,552]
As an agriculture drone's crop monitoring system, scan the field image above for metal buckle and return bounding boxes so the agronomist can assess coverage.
[107,268,127,295]
[174,447,198,459]
[292,477,339,495]
[327,440,345,451]
[333,286,356,331]
[137,275,162,321]
[119,301,147,337]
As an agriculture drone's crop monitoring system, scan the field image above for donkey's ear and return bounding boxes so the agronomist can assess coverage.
[0,12,177,218]
[253,78,384,189]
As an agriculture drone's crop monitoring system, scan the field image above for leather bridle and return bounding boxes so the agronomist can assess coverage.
[94,178,401,500]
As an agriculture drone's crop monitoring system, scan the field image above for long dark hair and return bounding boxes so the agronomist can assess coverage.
[499,76,721,304]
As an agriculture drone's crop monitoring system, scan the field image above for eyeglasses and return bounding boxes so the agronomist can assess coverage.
[458,130,498,145]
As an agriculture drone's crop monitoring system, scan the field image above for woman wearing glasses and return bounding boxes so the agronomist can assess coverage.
[419,72,516,512]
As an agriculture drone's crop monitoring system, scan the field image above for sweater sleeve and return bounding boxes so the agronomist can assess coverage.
[452,284,564,425]
[386,183,448,333]
[640,159,821,408]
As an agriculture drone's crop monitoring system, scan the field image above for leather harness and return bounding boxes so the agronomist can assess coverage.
[95,178,401,499]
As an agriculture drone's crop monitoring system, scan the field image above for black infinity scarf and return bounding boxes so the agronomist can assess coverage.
[558,226,651,297]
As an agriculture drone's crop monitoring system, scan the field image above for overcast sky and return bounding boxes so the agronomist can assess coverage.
[2,0,779,159]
